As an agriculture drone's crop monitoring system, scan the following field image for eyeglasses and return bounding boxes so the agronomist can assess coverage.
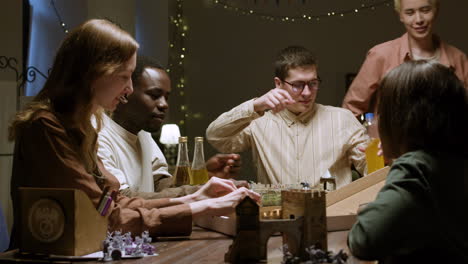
[282,78,322,94]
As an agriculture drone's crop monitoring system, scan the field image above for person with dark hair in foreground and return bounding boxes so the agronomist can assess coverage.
[348,60,468,263]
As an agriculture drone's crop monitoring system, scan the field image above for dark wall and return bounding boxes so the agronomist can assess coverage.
[176,0,468,181]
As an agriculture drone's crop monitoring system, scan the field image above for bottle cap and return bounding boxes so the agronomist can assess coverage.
[195,137,204,142]
[179,136,188,143]
[364,113,374,120]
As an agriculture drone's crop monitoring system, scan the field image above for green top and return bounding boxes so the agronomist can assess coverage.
[348,150,468,263]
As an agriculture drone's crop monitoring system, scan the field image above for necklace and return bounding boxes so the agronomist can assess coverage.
[409,35,440,61]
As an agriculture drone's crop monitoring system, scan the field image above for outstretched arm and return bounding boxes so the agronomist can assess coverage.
[176,177,260,218]
[206,89,294,153]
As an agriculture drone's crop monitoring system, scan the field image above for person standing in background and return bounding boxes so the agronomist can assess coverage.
[342,0,467,117]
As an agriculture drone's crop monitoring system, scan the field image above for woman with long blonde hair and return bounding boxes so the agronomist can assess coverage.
[9,19,258,250]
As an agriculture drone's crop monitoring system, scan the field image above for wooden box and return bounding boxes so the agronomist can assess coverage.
[326,166,389,231]
[194,213,237,236]
[19,187,108,256]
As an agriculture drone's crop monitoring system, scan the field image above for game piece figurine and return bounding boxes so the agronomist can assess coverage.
[102,230,156,261]
[282,244,348,264]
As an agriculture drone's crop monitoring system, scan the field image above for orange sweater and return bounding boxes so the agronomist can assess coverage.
[10,110,192,249]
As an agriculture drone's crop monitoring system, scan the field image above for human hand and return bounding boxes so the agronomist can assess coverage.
[190,187,261,217]
[206,153,241,179]
[229,179,249,189]
[189,177,237,202]
[253,88,295,114]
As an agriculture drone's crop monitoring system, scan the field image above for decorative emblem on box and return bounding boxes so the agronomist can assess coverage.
[20,187,108,256]
[27,198,65,243]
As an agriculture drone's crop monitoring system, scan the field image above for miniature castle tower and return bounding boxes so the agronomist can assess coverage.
[225,197,260,263]
[225,189,327,263]
[282,189,328,259]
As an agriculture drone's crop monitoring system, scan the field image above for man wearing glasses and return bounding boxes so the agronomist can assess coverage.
[206,46,368,188]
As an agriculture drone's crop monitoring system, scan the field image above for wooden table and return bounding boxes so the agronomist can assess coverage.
[0,227,374,263]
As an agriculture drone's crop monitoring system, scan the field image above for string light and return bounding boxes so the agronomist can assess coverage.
[168,0,189,132]
[212,0,393,23]
[50,0,68,33]
[167,0,205,133]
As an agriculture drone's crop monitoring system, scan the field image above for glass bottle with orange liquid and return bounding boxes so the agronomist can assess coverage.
[173,136,192,186]
[364,113,385,174]
[191,137,209,185]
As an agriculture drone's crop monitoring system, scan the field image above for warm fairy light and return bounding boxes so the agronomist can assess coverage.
[165,0,395,134]
[168,0,189,133]
[212,0,393,23]
[51,0,68,33]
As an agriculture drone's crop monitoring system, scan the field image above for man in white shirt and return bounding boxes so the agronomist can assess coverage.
[98,56,241,199]
[206,46,368,189]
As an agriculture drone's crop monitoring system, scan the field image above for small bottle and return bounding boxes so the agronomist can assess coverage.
[191,137,209,185]
[364,113,385,174]
[173,136,192,186]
